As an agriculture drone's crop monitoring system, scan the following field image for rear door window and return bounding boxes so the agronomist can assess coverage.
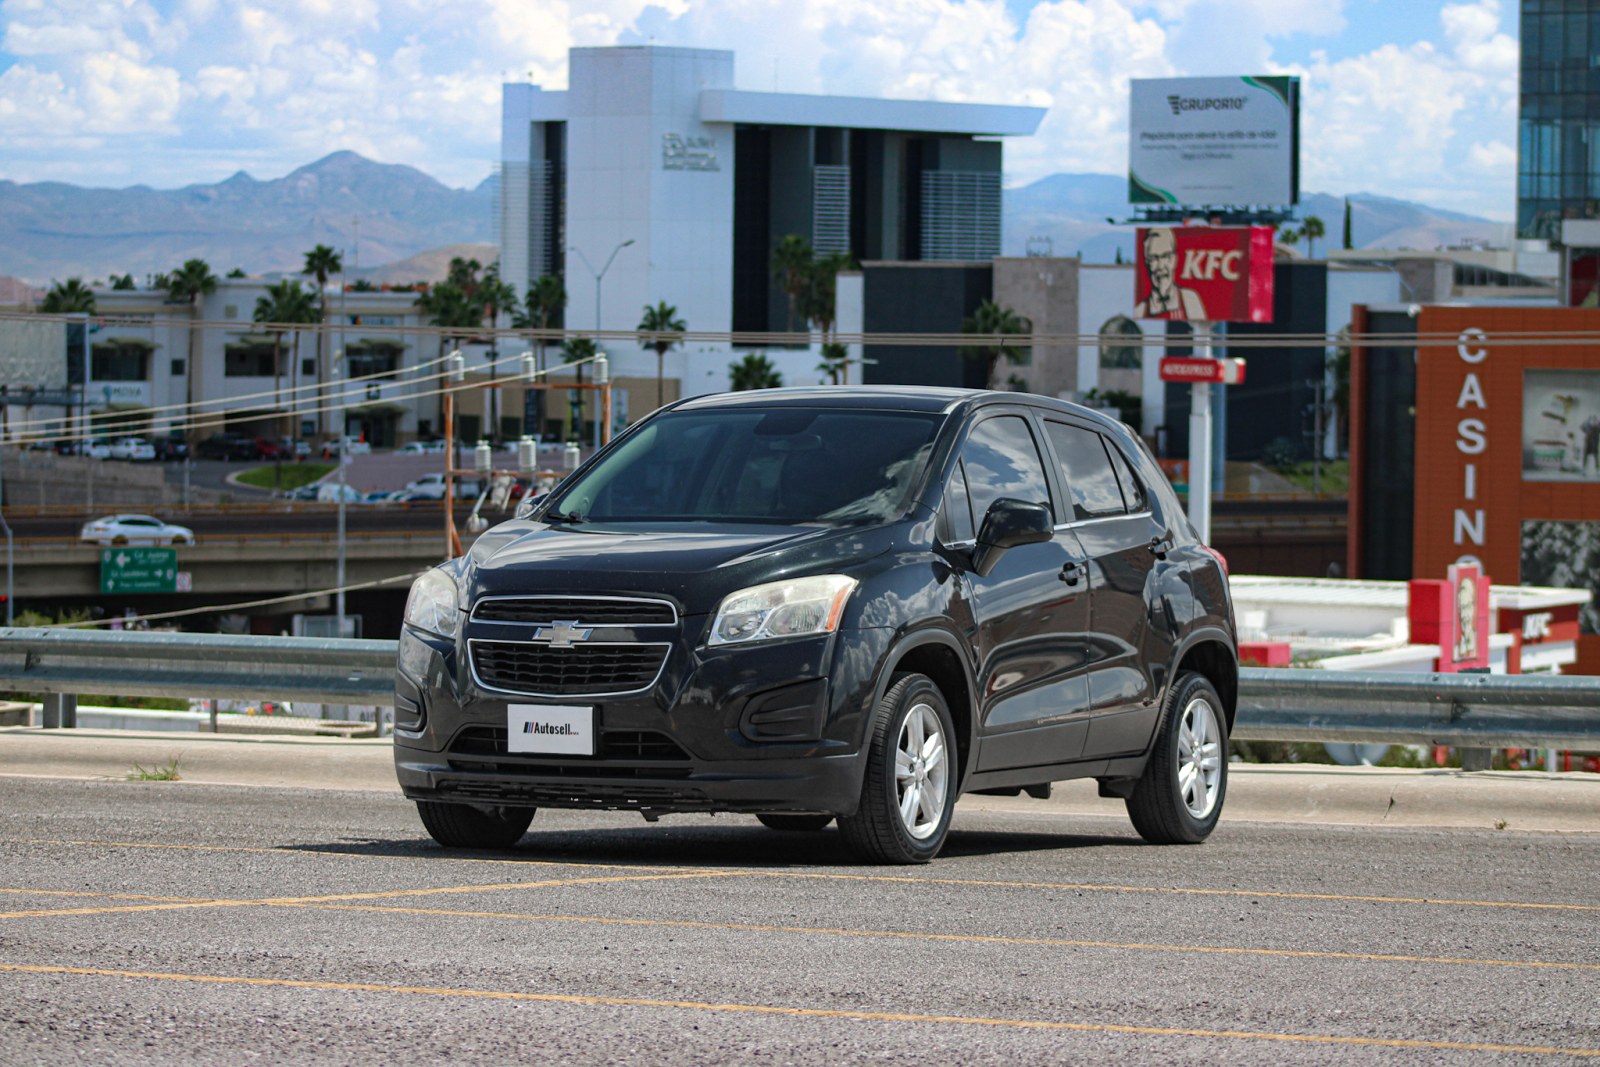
[1044,422,1127,521]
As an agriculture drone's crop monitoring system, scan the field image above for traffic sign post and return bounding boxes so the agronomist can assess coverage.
[100,547,178,594]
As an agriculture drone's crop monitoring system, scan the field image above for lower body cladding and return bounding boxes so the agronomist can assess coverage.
[392,625,894,818]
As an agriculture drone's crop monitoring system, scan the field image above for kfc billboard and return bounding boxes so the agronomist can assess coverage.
[1134,226,1275,323]
[1129,76,1300,208]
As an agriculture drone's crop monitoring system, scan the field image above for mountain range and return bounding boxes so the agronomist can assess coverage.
[0,151,1509,287]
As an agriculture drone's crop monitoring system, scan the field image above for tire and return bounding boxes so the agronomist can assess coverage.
[757,813,833,832]
[1126,671,1228,845]
[415,800,535,849]
[838,673,957,864]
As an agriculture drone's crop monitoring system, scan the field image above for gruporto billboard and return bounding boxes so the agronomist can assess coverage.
[1129,76,1300,208]
[1133,226,1275,323]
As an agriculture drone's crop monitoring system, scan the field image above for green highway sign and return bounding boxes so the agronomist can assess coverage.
[100,547,178,594]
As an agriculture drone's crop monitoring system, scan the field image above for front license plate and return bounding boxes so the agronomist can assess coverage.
[507,705,595,756]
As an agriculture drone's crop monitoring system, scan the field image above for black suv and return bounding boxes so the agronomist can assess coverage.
[395,387,1237,863]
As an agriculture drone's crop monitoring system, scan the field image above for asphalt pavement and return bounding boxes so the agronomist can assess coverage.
[0,727,1597,1063]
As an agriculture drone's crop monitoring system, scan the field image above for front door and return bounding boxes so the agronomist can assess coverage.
[954,413,1095,773]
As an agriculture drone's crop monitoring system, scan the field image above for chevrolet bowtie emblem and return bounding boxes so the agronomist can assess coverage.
[534,620,594,647]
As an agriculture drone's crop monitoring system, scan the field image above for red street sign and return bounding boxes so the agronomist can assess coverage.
[1134,225,1275,323]
[1159,357,1246,384]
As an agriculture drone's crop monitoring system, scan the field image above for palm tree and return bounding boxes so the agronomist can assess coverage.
[254,279,318,436]
[770,234,814,334]
[637,301,686,410]
[513,274,567,440]
[302,244,343,436]
[165,258,218,443]
[417,282,485,441]
[1301,216,1327,259]
[816,342,849,385]
[799,251,856,342]
[447,256,483,301]
[959,300,1031,388]
[561,337,600,441]
[729,353,782,392]
[40,278,95,314]
[109,273,136,291]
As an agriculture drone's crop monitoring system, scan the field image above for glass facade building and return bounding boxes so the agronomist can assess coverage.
[1518,0,1600,240]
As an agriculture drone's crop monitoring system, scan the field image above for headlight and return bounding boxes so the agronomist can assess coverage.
[404,568,461,638]
[708,575,858,647]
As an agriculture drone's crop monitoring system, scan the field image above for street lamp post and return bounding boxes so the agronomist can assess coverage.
[332,349,347,636]
[569,239,634,450]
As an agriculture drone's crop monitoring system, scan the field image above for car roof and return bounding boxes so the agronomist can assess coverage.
[669,385,1129,432]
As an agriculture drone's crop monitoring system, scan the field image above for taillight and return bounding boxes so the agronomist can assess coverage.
[1204,545,1229,577]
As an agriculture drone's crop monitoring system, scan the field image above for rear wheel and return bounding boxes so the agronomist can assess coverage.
[756,813,833,832]
[415,801,535,849]
[1126,671,1228,844]
[839,673,957,865]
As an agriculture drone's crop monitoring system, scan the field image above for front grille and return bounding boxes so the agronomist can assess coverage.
[437,779,711,810]
[470,640,669,696]
[472,597,676,626]
[452,726,690,763]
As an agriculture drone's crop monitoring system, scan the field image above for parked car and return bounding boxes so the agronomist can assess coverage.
[80,513,195,546]
[197,433,278,461]
[108,437,156,461]
[395,387,1239,863]
[150,436,189,462]
[398,440,447,454]
[315,483,366,504]
[322,436,372,457]
[402,473,484,500]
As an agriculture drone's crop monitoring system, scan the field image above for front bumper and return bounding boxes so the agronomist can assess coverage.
[392,621,890,817]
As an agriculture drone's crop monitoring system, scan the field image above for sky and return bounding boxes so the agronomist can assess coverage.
[0,0,1518,220]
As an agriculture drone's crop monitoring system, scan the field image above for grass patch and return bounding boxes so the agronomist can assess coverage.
[235,463,335,491]
[0,692,189,711]
[1273,459,1349,495]
[127,758,181,782]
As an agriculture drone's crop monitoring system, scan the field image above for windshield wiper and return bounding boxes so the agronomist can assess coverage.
[543,507,585,525]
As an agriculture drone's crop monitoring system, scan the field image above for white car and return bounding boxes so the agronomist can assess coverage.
[80,514,195,546]
[398,440,447,454]
[403,473,484,500]
[108,437,156,461]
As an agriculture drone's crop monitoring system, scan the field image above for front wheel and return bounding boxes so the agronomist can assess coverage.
[1126,671,1228,844]
[838,673,957,864]
[415,801,535,849]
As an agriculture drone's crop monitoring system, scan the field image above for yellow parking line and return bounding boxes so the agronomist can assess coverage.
[4,835,1597,914]
[0,871,743,920]
[280,902,1600,974]
[1,962,1595,1057]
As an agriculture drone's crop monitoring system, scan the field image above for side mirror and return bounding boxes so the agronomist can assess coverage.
[970,498,1053,577]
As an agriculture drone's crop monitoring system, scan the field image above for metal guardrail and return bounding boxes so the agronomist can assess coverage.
[1,629,1597,749]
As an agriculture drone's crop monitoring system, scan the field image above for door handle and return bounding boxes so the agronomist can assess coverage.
[1059,561,1082,586]
[1148,535,1173,559]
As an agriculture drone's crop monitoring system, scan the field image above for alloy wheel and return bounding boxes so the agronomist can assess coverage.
[894,702,949,840]
[1177,695,1224,819]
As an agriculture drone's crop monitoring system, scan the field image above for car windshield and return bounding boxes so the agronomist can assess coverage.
[545,407,944,526]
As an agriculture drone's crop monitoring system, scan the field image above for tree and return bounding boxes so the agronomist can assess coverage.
[729,353,782,391]
[109,273,136,290]
[478,263,517,330]
[226,267,247,278]
[40,278,95,314]
[164,258,218,444]
[417,282,485,442]
[513,274,567,440]
[447,256,483,300]
[816,342,849,385]
[959,300,1031,388]
[1301,216,1326,259]
[770,234,813,334]
[799,251,856,342]
[561,336,600,441]
[301,244,343,436]
[637,301,686,410]
[1342,198,1354,251]
[254,279,319,436]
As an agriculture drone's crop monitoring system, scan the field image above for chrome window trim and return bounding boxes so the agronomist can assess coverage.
[467,637,673,699]
[1053,508,1154,531]
[470,593,680,626]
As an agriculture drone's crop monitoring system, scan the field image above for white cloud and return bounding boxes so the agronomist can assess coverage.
[0,0,1520,218]
[1470,139,1515,170]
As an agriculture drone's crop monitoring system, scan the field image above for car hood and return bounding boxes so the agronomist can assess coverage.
[462,519,900,616]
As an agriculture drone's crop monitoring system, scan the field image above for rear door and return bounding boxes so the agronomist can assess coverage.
[953,412,1095,772]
